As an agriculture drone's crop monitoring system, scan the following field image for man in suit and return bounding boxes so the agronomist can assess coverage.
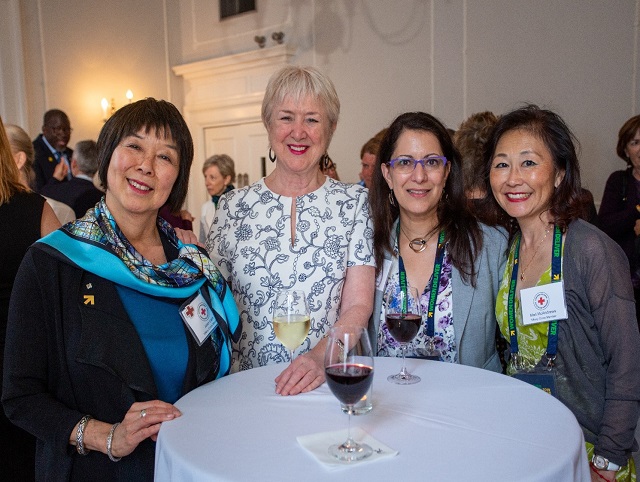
[40,140,103,218]
[33,109,73,192]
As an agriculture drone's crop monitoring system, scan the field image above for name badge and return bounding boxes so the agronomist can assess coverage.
[376,259,392,290]
[180,291,218,346]
[512,371,557,397]
[520,281,567,326]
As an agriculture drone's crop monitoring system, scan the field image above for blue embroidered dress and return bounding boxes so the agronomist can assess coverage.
[208,177,374,372]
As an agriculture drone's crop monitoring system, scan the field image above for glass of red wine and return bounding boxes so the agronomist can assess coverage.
[324,326,374,462]
[385,286,422,385]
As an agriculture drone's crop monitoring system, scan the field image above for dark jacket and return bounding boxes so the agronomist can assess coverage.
[33,134,73,192]
[2,243,220,481]
[598,168,640,271]
[40,177,103,218]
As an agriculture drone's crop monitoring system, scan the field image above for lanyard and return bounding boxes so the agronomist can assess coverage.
[508,224,562,361]
[396,225,446,337]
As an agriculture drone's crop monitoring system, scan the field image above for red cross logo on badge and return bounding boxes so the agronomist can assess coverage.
[198,303,208,321]
[185,306,194,317]
[534,292,549,310]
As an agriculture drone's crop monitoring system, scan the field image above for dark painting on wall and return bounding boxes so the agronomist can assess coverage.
[220,0,256,20]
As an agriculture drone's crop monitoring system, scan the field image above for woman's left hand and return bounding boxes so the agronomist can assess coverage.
[274,349,325,396]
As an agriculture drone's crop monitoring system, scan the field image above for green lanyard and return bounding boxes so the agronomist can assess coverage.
[507,225,562,365]
[396,224,446,337]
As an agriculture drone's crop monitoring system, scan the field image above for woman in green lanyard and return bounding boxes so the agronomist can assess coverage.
[482,104,640,482]
[369,112,508,373]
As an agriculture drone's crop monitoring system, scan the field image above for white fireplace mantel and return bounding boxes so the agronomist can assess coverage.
[173,44,296,125]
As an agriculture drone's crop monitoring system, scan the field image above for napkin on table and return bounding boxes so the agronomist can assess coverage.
[297,428,398,469]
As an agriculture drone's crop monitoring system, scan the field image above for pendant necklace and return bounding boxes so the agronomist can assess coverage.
[400,225,437,253]
[519,226,552,281]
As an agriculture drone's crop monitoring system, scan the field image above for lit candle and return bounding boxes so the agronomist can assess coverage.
[126,90,133,103]
[101,98,109,119]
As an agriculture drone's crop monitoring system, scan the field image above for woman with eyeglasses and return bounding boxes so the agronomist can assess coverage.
[369,112,507,370]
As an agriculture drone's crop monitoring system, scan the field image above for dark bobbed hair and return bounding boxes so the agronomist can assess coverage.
[478,104,583,234]
[97,98,194,212]
[617,115,640,164]
[370,111,482,285]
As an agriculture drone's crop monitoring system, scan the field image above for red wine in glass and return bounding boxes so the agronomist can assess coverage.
[324,326,374,462]
[325,364,373,406]
[385,286,422,384]
[385,313,421,343]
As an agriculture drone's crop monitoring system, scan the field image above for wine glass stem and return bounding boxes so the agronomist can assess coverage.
[400,344,409,376]
[289,349,294,364]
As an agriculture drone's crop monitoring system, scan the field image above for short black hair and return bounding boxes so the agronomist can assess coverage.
[96,98,193,212]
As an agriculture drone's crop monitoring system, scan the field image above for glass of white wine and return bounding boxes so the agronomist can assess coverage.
[273,289,310,363]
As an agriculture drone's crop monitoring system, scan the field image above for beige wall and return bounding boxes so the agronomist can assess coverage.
[1,0,638,205]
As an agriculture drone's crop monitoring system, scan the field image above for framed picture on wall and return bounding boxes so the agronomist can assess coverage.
[220,0,256,20]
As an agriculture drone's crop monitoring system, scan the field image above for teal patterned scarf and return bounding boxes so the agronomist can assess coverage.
[62,198,228,295]
[38,198,240,360]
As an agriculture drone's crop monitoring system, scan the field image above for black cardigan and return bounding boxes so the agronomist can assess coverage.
[2,243,219,481]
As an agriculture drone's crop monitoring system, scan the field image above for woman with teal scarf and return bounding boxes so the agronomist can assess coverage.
[2,98,240,481]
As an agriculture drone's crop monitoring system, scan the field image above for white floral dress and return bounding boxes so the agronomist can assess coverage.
[207,177,374,372]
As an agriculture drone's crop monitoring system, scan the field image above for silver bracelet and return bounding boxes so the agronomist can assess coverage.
[76,415,92,455]
[106,422,122,462]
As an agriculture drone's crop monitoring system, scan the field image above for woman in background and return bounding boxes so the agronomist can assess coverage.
[0,118,60,481]
[5,123,76,224]
[598,114,640,329]
[200,154,235,243]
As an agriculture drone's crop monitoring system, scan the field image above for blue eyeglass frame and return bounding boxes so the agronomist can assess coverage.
[388,155,448,170]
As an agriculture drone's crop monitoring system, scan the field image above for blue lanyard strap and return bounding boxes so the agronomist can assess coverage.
[508,224,562,360]
[397,225,446,338]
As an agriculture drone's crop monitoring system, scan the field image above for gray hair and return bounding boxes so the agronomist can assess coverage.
[73,140,98,176]
[202,154,236,184]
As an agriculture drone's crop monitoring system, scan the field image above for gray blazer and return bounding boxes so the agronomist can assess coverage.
[369,221,507,372]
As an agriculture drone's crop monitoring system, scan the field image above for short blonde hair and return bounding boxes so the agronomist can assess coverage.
[261,65,340,141]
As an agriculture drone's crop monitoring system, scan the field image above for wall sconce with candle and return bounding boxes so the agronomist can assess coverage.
[101,91,134,122]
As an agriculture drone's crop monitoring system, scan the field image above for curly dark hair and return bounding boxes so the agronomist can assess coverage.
[370,111,482,286]
[97,98,193,213]
[477,104,584,235]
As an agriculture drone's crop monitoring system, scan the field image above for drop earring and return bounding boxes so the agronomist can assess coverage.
[269,147,276,163]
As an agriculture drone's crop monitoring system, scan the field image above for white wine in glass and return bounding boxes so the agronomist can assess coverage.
[273,290,310,363]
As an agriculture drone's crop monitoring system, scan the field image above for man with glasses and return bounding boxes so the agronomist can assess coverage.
[33,109,73,192]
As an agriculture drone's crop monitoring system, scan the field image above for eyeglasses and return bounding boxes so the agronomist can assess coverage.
[388,155,447,174]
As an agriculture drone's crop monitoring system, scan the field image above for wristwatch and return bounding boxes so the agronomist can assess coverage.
[592,454,621,471]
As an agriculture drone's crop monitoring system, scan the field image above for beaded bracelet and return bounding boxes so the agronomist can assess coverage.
[76,415,92,455]
[106,422,122,462]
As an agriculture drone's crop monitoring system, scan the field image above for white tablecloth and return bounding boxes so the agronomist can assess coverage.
[155,358,590,481]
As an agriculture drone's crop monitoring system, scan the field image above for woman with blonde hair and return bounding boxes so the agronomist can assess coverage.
[5,123,75,224]
[208,66,374,395]
[0,118,59,480]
